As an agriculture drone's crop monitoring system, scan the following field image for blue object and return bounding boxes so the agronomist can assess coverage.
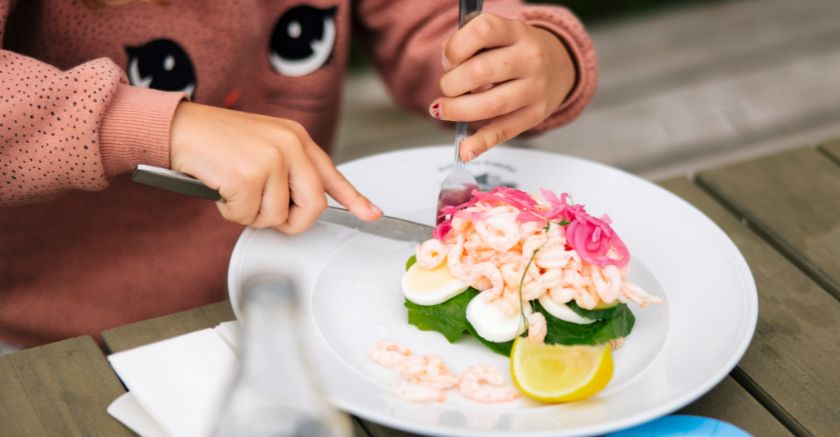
[605,415,752,437]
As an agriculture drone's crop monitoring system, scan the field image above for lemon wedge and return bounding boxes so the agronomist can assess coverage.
[510,338,613,402]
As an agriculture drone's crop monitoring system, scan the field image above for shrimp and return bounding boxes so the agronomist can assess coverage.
[526,312,547,344]
[575,285,599,310]
[547,287,575,305]
[521,234,547,260]
[399,355,460,390]
[545,266,586,304]
[416,239,447,269]
[519,220,544,239]
[369,341,411,369]
[590,265,622,304]
[475,249,497,263]
[522,268,562,301]
[450,216,472,234]
[497,288,525,316]
[464,232,485,253]
[500,258,540,289]
[544,221,566,241]
[500,263,520,289]
[395,380,446,403]
[458,365,521,403]
[490,251,520,268]
[446,235,471,281]
[535,240,579,270]
[468,262,504,301]
[622,281,662,308]
[474,212,521,252]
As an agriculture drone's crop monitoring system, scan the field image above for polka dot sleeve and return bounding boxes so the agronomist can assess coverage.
[0,2,185,206]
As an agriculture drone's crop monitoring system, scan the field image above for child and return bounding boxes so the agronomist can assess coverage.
[0,0,596,346]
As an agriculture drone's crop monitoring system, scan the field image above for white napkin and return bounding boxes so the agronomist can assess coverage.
[107,393,168,437]
[107,322,240,437]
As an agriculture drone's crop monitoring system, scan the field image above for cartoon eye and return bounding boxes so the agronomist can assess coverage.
[126,39,196,98]
[269,6,337,77]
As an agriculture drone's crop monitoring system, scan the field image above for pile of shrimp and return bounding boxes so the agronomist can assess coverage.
[417,187,661,344]
[369,340,520,403]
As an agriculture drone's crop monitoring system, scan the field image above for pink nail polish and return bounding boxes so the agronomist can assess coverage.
[429,103,441,119]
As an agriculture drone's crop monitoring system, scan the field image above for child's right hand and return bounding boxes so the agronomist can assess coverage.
[169,102,381,234]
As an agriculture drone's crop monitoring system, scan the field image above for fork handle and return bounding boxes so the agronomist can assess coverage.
[454,122,469,164]
[455,0,484,164]
[459,0,483,27]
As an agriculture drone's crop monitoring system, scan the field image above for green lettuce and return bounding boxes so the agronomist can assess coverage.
[566,300,623,320]
[537,301,635,345]
[466,322,514,356]
[404,289,478,342]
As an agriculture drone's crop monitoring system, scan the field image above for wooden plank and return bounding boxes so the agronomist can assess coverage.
[351,417,373,437]
[102,301,234,354]
[819,139,840,163]
[0,336,132,437]
[697,147,840,299]
[592,0,840,105]
[678,376,791,437]
[361,420,421,437]
[661,177,840,436]
[530,48,840,175]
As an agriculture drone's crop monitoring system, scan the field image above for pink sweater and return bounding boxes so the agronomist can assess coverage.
[0,0,596,346]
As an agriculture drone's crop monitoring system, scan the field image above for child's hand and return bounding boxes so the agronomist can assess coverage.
[169,102,381,234]
[430,13,576,161]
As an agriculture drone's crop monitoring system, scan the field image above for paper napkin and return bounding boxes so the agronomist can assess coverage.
[107,322,240,437]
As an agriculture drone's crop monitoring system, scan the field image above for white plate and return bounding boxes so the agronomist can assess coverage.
[227,146,757,437]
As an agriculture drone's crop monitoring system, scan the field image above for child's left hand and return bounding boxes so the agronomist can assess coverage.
[429,13,576,161]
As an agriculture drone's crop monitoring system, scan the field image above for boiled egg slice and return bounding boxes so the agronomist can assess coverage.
[401,262,470,306]
[466,294,529,343]
[538,295,596,325]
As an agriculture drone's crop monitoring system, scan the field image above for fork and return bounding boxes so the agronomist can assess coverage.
[436,0,484,224]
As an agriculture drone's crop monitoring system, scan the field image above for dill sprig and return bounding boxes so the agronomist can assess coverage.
[518,246,541,334]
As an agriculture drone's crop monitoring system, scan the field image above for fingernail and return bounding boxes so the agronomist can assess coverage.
[370,203,382,217]
[441,53,452,71]
[463,149,477,162]
[429,102,441,119]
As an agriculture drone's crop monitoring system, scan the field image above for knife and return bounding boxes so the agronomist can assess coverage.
[131,164,433,242]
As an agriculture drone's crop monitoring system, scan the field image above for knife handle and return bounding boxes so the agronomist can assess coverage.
[132,164,222,201]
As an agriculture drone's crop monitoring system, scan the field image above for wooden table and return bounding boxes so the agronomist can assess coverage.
[4,144,840,437]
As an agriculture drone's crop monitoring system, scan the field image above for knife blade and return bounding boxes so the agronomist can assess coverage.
[320,205,433,242]
[132,164,433,242]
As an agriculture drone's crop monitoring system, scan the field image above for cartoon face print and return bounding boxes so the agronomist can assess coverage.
[269,5,337,77]
[126,39,197,98]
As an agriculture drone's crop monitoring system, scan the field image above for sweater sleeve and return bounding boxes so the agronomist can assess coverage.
[0,1,185,206]
[353,0,597,134]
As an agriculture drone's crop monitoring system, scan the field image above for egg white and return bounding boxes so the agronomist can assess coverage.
[538,295,596,325]
[401,263,469,306]
[466,294,529,343]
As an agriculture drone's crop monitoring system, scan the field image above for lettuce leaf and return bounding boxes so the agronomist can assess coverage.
[466,322,514,356]
[538,301,635,346]
[404,288,513,355]
[566,300,622,320]
[404,289,478,343]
